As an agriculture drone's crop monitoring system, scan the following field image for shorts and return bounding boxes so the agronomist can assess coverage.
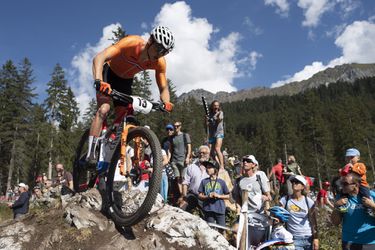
[171,161,186,178]
[102,64,133,107]
[208,134,224,144]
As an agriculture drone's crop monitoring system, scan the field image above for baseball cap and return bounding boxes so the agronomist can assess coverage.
[242,155,258,166]
[165,124,174,130]
[202,160,219,169]
[289,175,307,186]
[18,183,26,188]
[345,148,360,157]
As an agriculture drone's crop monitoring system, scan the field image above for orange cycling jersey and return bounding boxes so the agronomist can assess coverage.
[108,35,166,79]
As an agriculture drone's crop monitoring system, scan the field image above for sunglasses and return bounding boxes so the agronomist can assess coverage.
[154,42,168,56]
[342,182,356,186]
[291,180,303,185]
[174,125,181,128]
[243,159,253,163]
[166,128,174,131]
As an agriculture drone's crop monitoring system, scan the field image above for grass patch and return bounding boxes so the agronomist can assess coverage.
[0,203,13,222]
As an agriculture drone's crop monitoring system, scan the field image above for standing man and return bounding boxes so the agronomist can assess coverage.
[179,145,210,212]
[55,163,74,193]
[170,121,192,195]
[232,155,272,246]
[86,26,175,164]
[8,183,30,219]
[332,172,375,249]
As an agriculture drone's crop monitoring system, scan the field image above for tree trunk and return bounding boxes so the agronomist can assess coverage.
[48,136,53,180]
[6,127,17,193]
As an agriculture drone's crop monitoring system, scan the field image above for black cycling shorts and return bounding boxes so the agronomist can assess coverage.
[102,63,133,107]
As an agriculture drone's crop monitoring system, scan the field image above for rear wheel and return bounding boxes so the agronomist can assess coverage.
[106,126,163,227]
[73,129,97,192]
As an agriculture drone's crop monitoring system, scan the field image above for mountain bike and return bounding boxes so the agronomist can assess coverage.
[73,89,166,227]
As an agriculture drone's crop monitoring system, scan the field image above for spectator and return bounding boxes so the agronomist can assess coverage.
[169,121,192,196]
[8,183,30,219]
[316,181,334,211]
[160,148,170,204]
[269,158,285,199]
[282,155,303,197]
[331,172,375,249]
[339,148,373,217]
[55,163,74,195]
[205,100,225,170]
[284,155,303,176]
[6,188,14,202]
[32,185,43,201]
[198,160,230,230]
[280,175,319,250]
[232,154,272,246]
[179,145,210,212]
[161,124,174,159]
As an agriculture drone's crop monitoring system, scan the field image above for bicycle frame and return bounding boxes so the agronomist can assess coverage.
[97,90,164,180]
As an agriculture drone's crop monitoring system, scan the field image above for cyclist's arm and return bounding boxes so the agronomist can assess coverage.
[92,46,120,81]
[155,71,170,103]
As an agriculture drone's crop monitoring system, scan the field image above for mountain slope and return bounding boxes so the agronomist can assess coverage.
[178,63,375,103]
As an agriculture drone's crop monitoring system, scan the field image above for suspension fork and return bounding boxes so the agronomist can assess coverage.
[119,122,137,176]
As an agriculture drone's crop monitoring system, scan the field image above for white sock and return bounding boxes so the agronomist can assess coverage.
[86,136,97,159]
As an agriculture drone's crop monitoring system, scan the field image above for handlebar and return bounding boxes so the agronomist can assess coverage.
[94,81,166,112]
[110,90,166,112]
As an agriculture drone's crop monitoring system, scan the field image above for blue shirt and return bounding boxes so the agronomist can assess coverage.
[198,177,229,214]
[341,190,375,244]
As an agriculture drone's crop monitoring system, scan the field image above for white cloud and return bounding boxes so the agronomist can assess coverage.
[271,62,326,88]
[249,51,263,70]
[150,1,240,95]
[264,0,290,17]
[297,0,333,27]
[271,20,375,88]
[243,17,263,36]
[69,1,251,115]
[69,23,121,116]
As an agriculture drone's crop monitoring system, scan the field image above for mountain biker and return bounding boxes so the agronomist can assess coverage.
[86,26,175,164]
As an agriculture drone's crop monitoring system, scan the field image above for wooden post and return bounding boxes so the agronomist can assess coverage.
[239,190,248,250]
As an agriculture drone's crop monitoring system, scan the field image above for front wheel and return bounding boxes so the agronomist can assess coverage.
[106,126,163,227]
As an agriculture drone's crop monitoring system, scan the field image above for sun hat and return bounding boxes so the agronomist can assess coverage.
[345,148,360,157]
[289,175,307,186]
[242,155,258,166]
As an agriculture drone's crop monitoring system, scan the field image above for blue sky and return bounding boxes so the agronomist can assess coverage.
[1,0,375,113]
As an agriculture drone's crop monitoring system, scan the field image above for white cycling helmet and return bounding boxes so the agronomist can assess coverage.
[151,26,175,54]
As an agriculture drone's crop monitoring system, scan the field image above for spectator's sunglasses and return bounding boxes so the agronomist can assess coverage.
[243,159,253,164]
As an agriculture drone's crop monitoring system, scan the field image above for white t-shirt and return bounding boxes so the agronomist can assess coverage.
[238,171,270,212]
[271,225,294,244]
[280,195,315,237]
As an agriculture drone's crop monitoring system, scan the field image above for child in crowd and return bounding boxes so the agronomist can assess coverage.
[198,160,230,231]
[337,148,374,216]
[268,206,295,250]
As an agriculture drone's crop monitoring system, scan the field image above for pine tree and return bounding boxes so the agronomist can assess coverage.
[0,59,35,192]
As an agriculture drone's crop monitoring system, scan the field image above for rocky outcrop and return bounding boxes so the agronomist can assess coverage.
[0,189,235,250]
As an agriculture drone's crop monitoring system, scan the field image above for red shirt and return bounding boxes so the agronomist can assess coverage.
[317,189,328,205]
[139,160,150,181]
[272,163,284,184]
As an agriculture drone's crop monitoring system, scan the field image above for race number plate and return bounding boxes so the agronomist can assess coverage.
[132,96,153,114]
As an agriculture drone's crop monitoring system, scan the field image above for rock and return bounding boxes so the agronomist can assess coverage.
[0,221,35,250]
[147,205,235,250]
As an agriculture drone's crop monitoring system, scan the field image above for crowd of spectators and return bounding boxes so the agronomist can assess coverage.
[4,162,74,220]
